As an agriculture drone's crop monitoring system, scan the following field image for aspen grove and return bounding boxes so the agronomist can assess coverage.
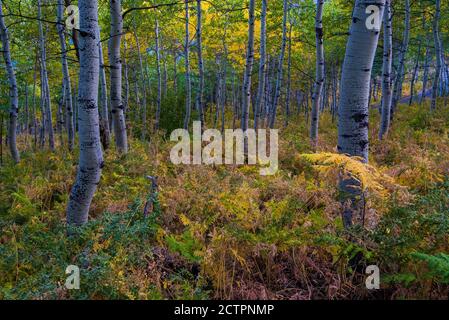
[0,0,449,300]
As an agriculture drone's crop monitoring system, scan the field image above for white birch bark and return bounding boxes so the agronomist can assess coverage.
[420,43,431,104]
[0,0,19,163]
[109,0,128,152]
[38,0,55,151]
[338,0,385,162]
[196,0,205,131]
[391,0,410,114]
[269,0,288,129]
[310,0,325,147]
[133,30,148,139]
[241,0,256,137]
[430,0,441,111]
[409,40,422,106]
[338,0,385,228]
[155,19,162,131]
[57,0,75,150]
[66,0,103,226]
[183,0,192,129]
[254,0,267,130]
[285,23,293,127]
[379,0,392,140]
[123,38,130,114]
[97,26,110,149]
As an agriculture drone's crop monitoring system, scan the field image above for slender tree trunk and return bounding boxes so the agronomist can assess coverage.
[338,0,385,228]
[379,0,392,140]
[123,38,130,115]
[132,30,148,140]
[391,0,410,115]
[221,41,228,134]
[409,40,422,106]
[420,43,431,104]
[269,0,288,129]
[38,0,55,151]
[430,0,441,111]
[254,0,267,130]
[57,0,75,151]
[196,0,205,132]
[155,19,162,131]
[163,57,168,98]
[331,65,338,122]
[285,23,293,127]
[109,0,128,152]
[57,83,65,146]
[97,27,110,150]
[215,59,221,128]
[0,1,19,163]
[184,0,192,129]
[39,63,46,148]
[67,0,103,227]
[310,0,325,148]
[232,71,237,129]
[24,85,29,142]
[173,52,178,94]
[241,0,256,148]
[32,52,38,150]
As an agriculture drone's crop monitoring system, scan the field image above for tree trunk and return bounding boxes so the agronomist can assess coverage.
[57,83,65,147]
[269,0,288,129]
[310,0,325,148]
[196,0,205,132]
[184,0,192,130]
[155,19,162,131]
[285,23,293,127]
[430,0,441,111]
[57,0,75,151]
[0,1,20,163]
[97,27,110,150]
[38,0,55,151]
[32,51,38,150]
[123,38,130,115]
[173,52,178,94]
[420,43,431,104]
[409,39,422,106]
[241,0,256,147]
[25,84,29,142]
[379,0,392,140]
[109,0,128,152]
[338,0,385,228]
[221,42,228,134]
[391,0,410,115]
[132,30,148,140]
[254,0,267,130]
[67,0,103,227]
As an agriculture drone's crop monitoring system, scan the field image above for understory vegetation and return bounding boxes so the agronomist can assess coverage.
[1,102,448,300]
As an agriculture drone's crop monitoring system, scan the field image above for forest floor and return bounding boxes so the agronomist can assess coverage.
[1,100,449,300]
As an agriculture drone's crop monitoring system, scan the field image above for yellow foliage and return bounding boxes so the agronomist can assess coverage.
[297,152,404,198]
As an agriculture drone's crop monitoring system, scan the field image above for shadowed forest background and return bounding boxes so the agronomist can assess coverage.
[0,0,449,300]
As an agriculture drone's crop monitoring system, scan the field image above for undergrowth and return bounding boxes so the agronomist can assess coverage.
[0,101,448,299]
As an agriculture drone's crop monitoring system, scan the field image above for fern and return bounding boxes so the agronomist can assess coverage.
[412,252,449,284]
[297,153,403,197]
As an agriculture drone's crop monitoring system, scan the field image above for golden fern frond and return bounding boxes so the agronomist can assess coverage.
[296,153,400,197]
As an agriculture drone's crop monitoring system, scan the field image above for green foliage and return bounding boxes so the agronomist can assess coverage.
[411,253,449,284]
[166,230,203,263]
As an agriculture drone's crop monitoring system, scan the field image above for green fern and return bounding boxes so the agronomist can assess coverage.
[412,252,449,284]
